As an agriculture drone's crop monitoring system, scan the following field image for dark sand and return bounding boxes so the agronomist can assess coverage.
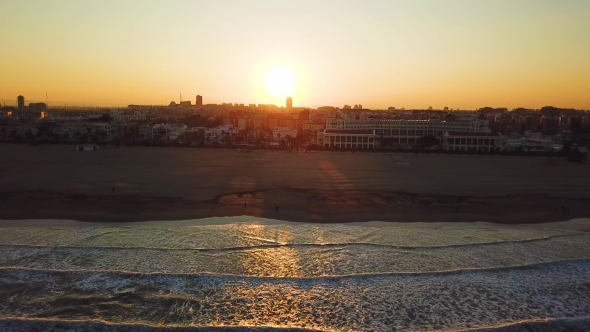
[1,144,589,223]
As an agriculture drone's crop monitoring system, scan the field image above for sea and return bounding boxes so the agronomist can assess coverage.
[0,217,589,332]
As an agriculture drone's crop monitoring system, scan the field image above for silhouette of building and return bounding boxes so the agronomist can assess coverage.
[15,96,25,119]
[196,95,203,106]
[286,97,292,111]
[17,95,24,110]
[28,103,47,119]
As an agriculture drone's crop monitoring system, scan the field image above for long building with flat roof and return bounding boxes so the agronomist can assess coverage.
[443,131,506,151]
[320,129,377,149]
[325,117,490,144]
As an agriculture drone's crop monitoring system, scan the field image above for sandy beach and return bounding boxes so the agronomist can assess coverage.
[1,144,589,224]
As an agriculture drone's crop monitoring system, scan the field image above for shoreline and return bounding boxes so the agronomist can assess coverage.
[0,189,588,226]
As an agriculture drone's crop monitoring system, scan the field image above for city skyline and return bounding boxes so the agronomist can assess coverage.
[2,0,590,109]
[1,94,588,111]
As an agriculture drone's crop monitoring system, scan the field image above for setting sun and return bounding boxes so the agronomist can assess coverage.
[263,66,297,100]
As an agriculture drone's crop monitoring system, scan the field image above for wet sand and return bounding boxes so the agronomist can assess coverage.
[1,144,589,223]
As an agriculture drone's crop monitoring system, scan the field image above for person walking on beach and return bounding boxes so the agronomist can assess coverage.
[275,205,279,213]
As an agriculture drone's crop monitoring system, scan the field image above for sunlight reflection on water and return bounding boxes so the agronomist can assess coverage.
[0,220,589,331]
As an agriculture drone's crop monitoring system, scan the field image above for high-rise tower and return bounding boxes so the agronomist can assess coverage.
[17,95,25,118]
[286,97,292,111]
[17,95,24,111]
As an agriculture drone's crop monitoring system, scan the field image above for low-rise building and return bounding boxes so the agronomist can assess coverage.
[150,123,187,141]
[326,116,490,144]
[91,122,112,141]
[443,131,506,151]
[57,121,111,141]
[321,129,377,149]
[507,138,562,151]
[272,127,297,141]
[203,125,239,142]
[110,110,147,122]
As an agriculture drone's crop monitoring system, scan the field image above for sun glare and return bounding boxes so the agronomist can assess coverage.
[263,66,296,100]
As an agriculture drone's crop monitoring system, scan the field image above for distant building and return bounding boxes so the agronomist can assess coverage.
[506,137,561,152]
[17,95,24,110]
[196,95,203,106]
[299,109,310,122]
[321,129,377,149]
[272,127,297,142]
[237,118,247,129]
[149,123,187,141]
[17,95,25,118]
[28,103,47,119]
[286,97,292,111]
[443,131,506,151]
[110,110,147,122]
[326,117,490,144]
[478,107,508,114]
[29,103,46,111]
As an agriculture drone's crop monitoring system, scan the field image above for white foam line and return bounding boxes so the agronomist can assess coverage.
[456,315,590,332]
[0,316,328,332]
[0,232,586,251]
[1,257,588,280]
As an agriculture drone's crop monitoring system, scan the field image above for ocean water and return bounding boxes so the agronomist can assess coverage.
[0,218,589,331]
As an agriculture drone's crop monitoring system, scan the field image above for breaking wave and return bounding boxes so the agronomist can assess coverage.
[1,219,589,331]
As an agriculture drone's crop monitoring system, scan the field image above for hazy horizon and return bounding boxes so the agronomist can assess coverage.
[2,0,590,109]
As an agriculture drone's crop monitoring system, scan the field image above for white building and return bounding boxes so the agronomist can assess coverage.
[203,125,240,142]
[443,131,506,151]
[321,129,377,149]
[272,127,297,141]
[326,117,490,144]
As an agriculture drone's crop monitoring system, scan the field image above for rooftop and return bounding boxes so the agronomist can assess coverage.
[325,129,375,135]
[446,131,500,137]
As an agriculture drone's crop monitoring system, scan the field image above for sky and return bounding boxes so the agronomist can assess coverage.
[1,0,590,109]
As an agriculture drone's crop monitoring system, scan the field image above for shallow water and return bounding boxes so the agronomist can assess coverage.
[0,219,589,331]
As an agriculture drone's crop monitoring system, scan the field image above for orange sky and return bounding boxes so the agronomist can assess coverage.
[1,0,589,109]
